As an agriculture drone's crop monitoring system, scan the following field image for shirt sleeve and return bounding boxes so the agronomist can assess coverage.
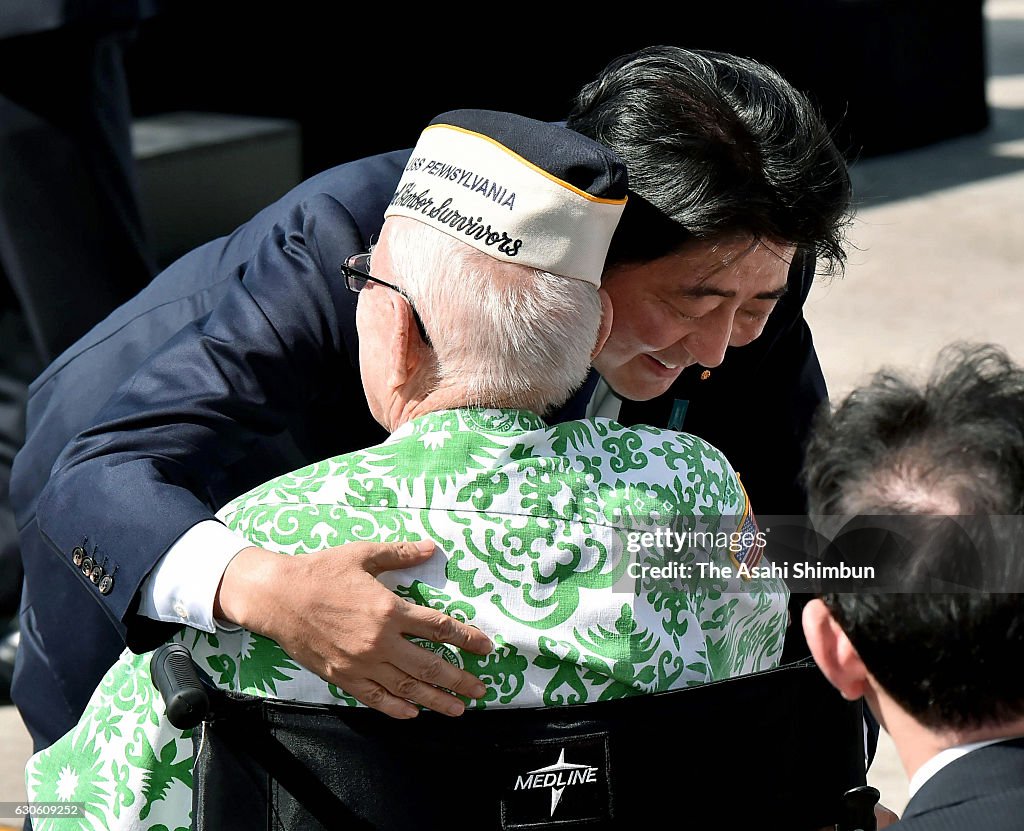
[136,519,249,633]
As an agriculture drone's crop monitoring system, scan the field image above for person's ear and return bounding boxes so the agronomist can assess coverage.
[802,599,871,701]
[592,288,614,360]
[388,296,430,388]
[371,290,408,388]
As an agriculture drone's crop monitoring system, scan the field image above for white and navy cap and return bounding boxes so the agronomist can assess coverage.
[385,109,628,287]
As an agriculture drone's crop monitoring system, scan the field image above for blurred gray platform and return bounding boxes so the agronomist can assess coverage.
[133,111,301,268]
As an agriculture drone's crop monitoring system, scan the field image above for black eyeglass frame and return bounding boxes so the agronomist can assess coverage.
[341,253,431,345]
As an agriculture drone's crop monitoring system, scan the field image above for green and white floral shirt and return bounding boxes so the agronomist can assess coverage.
[26,409,788,830]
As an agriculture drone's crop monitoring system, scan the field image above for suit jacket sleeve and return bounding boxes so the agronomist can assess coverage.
[35,193,365,651]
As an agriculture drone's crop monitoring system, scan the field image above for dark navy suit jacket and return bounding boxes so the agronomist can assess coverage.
[10,148,828,750]
[895,737,1024,830]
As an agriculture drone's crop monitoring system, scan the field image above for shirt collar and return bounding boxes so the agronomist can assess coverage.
[585,376,624,421]
[908,736,1018,799]
[386,408,547,445]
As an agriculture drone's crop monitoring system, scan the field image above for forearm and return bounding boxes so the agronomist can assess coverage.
[213,545,291,631]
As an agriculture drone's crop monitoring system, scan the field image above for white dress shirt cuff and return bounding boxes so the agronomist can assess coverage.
[137,520,250,633]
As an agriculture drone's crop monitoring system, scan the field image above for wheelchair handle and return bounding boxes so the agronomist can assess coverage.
[150,643,210,730]
[836,785,880,831]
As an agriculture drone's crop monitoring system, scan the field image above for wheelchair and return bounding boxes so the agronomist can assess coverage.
[153,644,878,830]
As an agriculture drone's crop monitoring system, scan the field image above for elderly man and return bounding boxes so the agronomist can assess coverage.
[802,343,1024,830]
[25,109,787,831]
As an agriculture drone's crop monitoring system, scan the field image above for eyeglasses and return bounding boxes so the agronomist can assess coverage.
[342,252,431,346]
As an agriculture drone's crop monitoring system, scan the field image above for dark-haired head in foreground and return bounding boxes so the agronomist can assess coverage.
[567,45,853,401]
[801,343,1024,782]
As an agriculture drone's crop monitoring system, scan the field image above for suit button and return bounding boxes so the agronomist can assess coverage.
[81,556,94,576]
[90,564,104,584]
[72,547,85,567]
[98,575,114,595]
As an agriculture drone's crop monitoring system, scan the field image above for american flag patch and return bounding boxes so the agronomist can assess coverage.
[730,484,765,576]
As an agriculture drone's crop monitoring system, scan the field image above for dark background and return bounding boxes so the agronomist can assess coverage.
[123,1,990,179]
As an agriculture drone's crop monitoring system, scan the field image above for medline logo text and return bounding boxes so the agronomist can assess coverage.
[512,748,600,817]
[515,768,598,790]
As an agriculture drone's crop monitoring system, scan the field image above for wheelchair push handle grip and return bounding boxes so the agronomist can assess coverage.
[836,785,880,831]
[150,643,210,730]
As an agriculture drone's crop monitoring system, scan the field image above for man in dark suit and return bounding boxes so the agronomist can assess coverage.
[10,46,853,751]
[802,343,1024,830]
[0,0,161,698]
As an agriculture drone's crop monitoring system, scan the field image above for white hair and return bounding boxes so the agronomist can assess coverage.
[381,218,603,415]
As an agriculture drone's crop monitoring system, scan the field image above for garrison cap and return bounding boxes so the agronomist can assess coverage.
[385,109,628,286]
